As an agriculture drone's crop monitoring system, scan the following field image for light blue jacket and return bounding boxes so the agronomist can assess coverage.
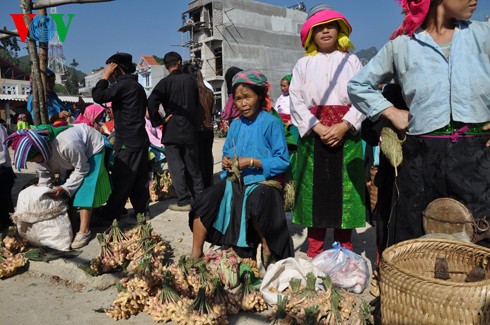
[27,92,71,122]
[221,110,289,185]
[348,20,490,135]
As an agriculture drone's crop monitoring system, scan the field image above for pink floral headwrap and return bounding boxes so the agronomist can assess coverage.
[390,0,431,39]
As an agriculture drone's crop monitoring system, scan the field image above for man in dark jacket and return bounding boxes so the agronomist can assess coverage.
[148,52,203,211]
[92,52,149,219]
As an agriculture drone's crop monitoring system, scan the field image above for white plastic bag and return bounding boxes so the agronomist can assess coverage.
[311,242,369,294]
[259,257,326,305]
[12,185,73,251]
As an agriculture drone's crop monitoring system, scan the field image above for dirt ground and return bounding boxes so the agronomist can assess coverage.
[0,137,377,325]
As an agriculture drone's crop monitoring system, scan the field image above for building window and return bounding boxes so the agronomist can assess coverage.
[2,85,17,95]
[21,86,31,95]
[214,47,223,76]
[144,74,150,87]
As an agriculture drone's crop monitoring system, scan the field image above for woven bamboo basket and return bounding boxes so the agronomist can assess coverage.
[380,238,490,325]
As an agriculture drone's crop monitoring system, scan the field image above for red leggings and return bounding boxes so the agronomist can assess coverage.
[307,227,353,258]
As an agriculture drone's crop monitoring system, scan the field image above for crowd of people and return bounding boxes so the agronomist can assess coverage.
[1,1,489,276]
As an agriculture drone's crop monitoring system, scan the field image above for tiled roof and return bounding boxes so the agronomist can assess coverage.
[141,55,159,66]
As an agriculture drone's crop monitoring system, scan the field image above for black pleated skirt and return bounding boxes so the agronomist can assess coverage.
[189,181,294,259]
[388,134,490,246]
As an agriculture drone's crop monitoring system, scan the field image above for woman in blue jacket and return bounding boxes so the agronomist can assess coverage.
[348,0,490,246]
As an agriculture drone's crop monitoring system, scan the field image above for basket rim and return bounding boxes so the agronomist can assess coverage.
[381,238,490,286]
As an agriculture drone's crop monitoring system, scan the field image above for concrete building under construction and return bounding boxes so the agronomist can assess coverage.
[180,0,307,110]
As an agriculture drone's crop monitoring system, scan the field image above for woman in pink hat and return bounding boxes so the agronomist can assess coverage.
[290,5,366,258]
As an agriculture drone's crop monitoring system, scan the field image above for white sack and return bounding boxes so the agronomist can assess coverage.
[12,185,73,251]
[259,257,326,305]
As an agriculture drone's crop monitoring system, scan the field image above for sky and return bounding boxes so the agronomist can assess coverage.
[2,0,490,74]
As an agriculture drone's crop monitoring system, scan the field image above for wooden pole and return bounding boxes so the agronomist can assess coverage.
[38,8,49,99]
[21,0,48,125]
[33,0,113,10]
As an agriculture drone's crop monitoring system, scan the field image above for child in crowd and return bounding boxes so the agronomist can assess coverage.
[289,5,366,258]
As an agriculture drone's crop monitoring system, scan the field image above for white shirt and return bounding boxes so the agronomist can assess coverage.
[274,94,291,115]
[203,80,214,93]
[0,125,12,168]
[289,51,365,137]
[37,124,105,197]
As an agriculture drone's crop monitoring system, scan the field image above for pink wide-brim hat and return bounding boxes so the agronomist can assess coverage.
[300,9,352,50]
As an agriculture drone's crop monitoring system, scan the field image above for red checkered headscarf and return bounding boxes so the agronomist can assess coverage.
[232,69,272,112]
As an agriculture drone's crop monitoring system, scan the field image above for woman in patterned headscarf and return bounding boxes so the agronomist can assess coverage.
[4,124,111,249]
[289,6,366,258]
[189,69,293,267]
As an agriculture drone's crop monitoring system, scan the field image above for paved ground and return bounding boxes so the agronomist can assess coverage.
[0,137,376,324]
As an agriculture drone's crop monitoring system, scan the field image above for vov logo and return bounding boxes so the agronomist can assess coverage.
[10,14,75,42]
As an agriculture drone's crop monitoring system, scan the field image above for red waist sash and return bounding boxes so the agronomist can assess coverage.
[310,105,350,127]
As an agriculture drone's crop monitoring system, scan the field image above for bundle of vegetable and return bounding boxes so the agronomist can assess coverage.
[269,295,294,325]
[241,257,259,278]
[167,263,192,297]
[90,233,119,274]
[107,219,129,266]
[149,178,160,202]
[210,277,241,316]
[0,252,27,279]
[147,271,190,323]
[105,280,149,320]
[2,227,26,255]
[304,305,320,325]
[179,286,227,325]
[159,171,173,194]
[185,260,213,297]
[204,247,240,289]
[241,271,268,312]
[125,220,154,262]
[0,230,28,279]
[90,216,172,277]
[320,275,373,325]
[286,273,329,323]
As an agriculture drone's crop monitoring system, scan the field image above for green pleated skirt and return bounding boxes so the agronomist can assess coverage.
[292,133,366,229]
[73,150,111,208]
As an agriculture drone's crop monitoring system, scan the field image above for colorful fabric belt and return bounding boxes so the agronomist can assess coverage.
[310,105,350,127]
[420,122,489,143]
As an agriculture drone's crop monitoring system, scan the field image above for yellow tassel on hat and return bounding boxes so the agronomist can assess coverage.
[337,33,355,52]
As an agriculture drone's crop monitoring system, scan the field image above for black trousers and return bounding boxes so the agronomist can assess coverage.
[165,142,203,206]
[197,130,214,189]
[104,146,149,217]
[0,167,15,226]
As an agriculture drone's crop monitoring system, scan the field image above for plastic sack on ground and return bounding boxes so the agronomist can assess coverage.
[11,185,73,251]
[310,242,369,294]
[260,257,326,305]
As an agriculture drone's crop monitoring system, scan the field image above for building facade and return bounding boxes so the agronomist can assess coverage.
[0,57,30,129]
[80,55,167,98]
[182,0,307,111]
[136,55,167,96]
[79,69,104,98]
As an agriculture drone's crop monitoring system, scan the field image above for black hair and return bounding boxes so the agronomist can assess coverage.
[232,83,266,111]
[181,62,198,77]
[225,67,243,95]
[163,51,182,68]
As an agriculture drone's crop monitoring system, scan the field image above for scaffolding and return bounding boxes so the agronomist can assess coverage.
[47,7,67,83]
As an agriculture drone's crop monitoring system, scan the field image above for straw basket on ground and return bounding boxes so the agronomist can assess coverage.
[380,238,490,325]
